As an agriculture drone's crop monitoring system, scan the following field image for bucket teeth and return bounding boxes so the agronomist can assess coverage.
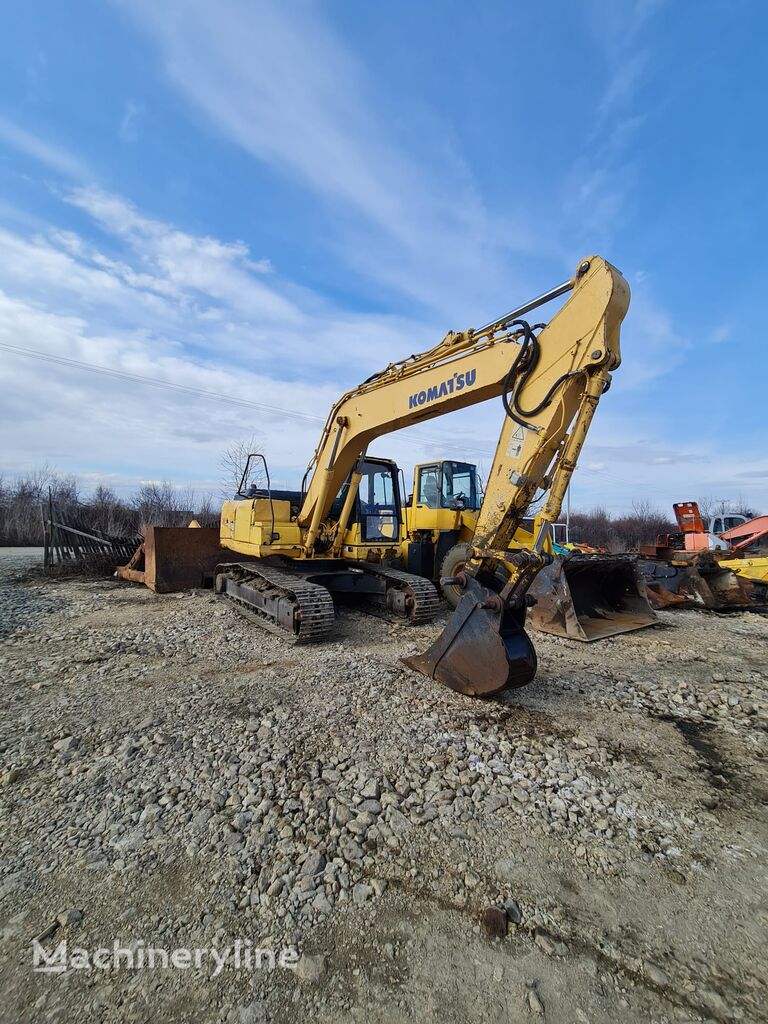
[403,576,537,697]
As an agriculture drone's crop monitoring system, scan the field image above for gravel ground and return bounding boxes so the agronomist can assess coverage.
[1,548,766,1024]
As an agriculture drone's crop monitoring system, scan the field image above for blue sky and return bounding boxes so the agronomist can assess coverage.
[0,0,765,514]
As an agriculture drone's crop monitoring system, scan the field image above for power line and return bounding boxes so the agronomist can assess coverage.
[0,341,326,423]
[0,341,495,457]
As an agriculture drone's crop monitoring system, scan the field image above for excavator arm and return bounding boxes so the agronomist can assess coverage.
[300,255,627,571]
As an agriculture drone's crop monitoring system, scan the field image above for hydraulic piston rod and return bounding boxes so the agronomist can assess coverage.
[476,277,575,335]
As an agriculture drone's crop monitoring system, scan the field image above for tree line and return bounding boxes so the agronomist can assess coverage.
[566,495,757,551]
[0,464,757,550]
[0,467,218,546]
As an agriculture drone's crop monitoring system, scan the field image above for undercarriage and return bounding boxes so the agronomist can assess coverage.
[214,558,440,643]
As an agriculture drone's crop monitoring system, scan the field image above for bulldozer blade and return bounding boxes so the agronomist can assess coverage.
[527,555,657,641]
[402,576,537,697]
[116,526,222,593]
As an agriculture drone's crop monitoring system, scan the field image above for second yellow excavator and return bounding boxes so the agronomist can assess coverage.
[399,458,657,641]
[212,255,629,696]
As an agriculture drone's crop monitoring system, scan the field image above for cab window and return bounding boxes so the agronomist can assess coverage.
[441,462,478,510]
[359,462,399,541]
[417,466,440,508]
[721,515,745,533]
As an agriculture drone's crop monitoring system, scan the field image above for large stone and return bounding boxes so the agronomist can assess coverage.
[360,779,380,800]
[504,899,522,925]
[353,883,373,905]
[300,851,326,877]
[229,999,269,1024]
[56,908,83,928]
[644,961,669,988]
[295,953,327,984]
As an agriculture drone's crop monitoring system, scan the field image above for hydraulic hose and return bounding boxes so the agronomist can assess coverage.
[502,319,585,431]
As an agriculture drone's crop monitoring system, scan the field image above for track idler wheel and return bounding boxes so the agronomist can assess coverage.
[402,576,537,697]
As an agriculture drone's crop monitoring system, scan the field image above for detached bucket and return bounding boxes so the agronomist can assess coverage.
[693,563,760,609]
[528,555,657,641]
[639,558,761,610]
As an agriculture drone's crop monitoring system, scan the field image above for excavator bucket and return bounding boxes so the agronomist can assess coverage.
[402,576,537,696]
[527,555,657,641]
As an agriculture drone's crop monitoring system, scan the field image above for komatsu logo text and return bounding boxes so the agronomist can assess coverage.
[409,369,477,409]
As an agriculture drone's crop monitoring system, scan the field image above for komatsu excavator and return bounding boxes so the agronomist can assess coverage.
[211,255,629,696]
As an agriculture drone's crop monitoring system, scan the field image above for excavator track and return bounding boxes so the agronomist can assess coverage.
[215,560,440,644]
[215,562,336,644]
[356,564,441,625]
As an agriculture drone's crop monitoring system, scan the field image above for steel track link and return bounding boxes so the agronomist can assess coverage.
[217,563,335,644]
[361,565,441,625]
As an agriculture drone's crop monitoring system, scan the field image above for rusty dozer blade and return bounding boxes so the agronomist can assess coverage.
[527,555,657,641]
[402,575,537,697]
[116,525,222,593]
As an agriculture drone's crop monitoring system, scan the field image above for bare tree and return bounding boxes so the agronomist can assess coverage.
[194,493,219,528]
[131,481,190,527]
[0,466,228,544]
[568,501,675,551]
[698,494,757,521]
[219,436,264,500]
[728,494,757,519]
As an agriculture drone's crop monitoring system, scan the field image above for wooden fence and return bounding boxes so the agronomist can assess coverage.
[42,493,141,569]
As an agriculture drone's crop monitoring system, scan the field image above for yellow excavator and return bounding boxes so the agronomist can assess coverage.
[400,458,657,641]
[211,255,629,696]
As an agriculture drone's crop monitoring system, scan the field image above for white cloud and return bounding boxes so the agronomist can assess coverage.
[0,116,89,180]
[0,288,334,492]
[67,185,302,326]
[0,188,485,494]
[1,183,765,511]
[121,1,413,237]
[707,324,733,345]
[119,99,142,143]
[115,0,533,316]
[2,2,763,512]
[0,188,434,379]
[613,286,691,389]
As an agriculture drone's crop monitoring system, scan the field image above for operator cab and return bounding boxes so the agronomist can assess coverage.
[330,457,402,543]
[711,514,748,535]
[414,461,481,511]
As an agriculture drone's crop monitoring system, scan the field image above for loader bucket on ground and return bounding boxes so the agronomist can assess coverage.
[527,555,657,641]
[638,558,761,610]
[116,526,222,593]
[691,565,755,609]
[402,576,537,697]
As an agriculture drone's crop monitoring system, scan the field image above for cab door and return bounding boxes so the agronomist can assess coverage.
[337,458,402,555]
[410,463,443,532]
